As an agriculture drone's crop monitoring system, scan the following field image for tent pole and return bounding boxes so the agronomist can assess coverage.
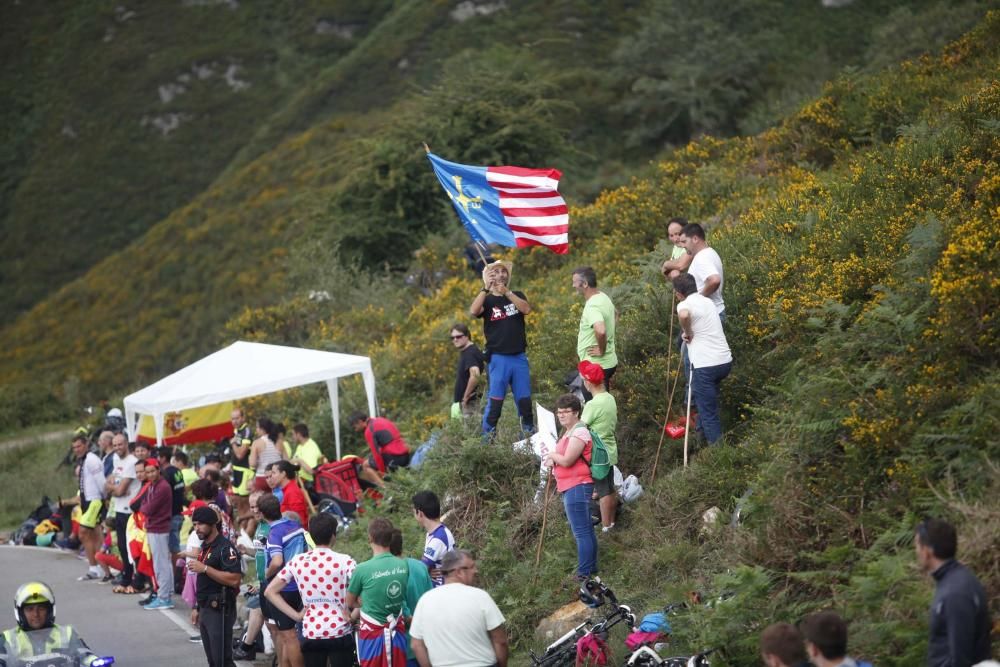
[327,379,341,461]
[154,413,165,446]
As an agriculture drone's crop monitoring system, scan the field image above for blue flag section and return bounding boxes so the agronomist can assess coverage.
[427,153,516,247]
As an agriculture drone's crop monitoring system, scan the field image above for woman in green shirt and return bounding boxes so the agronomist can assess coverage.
[579,361,619,532]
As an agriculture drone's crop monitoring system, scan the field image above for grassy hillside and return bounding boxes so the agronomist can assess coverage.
[1,0,993,411]
[231,13,1000,665]
[0,1,397,316]
[2,7,997,664]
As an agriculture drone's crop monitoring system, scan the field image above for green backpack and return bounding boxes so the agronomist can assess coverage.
[574,422,612,481]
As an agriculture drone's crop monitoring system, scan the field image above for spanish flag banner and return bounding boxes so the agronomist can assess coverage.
[136,401,234,445]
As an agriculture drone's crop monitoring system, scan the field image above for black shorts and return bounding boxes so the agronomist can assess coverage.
[262,589,302,631]
[594,474,615,498]
[367,452,411,472]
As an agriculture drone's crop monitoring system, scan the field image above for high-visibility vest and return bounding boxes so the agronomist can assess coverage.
[2,625,96,666]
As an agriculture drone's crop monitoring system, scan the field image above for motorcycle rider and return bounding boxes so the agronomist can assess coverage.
[0,582,99,667]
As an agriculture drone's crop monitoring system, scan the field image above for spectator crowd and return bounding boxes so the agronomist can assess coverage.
[11,218,993,667]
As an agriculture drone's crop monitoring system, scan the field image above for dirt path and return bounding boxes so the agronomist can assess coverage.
[0,427,73,451]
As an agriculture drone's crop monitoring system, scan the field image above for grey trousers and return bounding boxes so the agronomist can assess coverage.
[147,531,173,601]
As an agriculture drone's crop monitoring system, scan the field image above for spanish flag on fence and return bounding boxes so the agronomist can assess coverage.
[136,401,234,445]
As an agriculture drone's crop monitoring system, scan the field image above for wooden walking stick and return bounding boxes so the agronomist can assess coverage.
[532,473,554,585]
[650,290,678,482]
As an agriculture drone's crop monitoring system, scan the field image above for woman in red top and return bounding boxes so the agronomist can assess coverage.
[272,460,309,526]
[544,393,598,580]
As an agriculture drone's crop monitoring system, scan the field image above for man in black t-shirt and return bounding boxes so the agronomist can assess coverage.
[188,506,241,667]
[450,323,485,419]
[156,446,187,565]
[469,260,534,436]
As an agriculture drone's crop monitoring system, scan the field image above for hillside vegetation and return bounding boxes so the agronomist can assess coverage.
[1,4,998,664]
[236,13,999,666]
[1,0,993,405]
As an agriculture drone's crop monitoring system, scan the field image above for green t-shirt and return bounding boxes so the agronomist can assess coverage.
[671,244,686,261]
[403,557,435,660]
[290,438,323,483]
[581,391,618,465]
[577,291,618,369]
[348,552,409,623]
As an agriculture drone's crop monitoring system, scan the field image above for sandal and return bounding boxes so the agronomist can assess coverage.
[112,585,125,593]
[121,585,142,594]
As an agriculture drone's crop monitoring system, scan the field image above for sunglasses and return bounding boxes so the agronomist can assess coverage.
[450,334,465,340]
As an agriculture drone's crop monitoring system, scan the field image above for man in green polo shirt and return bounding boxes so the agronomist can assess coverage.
[287,423,324,486]
[347,518,410,667]
[573,266,618,400]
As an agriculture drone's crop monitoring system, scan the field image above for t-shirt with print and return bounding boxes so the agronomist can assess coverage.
[421,523,456,586]
[347,552,409,624]
[277,547,356,640]
[253,521,270,587]
[687,247,725,314]
[581,392,618,465]
[266,518,308,593]
[110,453,139,515]
[477,292,528,356]
[453,344,486,404]
[577,291,618,369]
[163,465,187,515]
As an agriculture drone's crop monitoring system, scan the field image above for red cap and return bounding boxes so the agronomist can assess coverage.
[578,360,605,385]
[144,457,160,468]
[183,499,207,516]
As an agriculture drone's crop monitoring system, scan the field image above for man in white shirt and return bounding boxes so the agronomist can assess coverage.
[63,435,107,581]
[105,433,139,588]
[679,222,725,322]
[409,549,507,667]
[673,274,733,445]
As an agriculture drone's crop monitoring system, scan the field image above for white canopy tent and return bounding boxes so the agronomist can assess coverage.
[123,341,377,460]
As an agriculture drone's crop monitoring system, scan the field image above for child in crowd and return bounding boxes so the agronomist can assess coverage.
[412,491,455,587]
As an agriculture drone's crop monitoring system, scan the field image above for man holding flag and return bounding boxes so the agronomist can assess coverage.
[470,260,534,437]
[428,150,569,438]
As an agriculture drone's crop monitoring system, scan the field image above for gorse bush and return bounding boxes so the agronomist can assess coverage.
[2,6,999,666]
[248,13,999,665]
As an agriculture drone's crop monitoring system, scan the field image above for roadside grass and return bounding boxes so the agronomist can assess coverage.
[0,421,74,441]
[0,435,77,531]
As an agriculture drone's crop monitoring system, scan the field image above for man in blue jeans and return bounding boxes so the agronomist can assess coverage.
[470,260,534,436]
[673,274,732,445]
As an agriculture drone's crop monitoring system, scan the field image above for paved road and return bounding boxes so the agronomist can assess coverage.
[0,545,215,666]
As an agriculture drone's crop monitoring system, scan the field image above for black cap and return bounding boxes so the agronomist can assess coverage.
[191,506,219,525]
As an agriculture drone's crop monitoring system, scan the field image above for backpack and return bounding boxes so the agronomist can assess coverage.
[574,422,612,481]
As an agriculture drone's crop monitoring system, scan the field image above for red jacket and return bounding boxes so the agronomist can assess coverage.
[363,417,409,471]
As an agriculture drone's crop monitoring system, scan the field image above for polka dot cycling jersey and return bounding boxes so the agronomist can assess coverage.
[276,547,357,639]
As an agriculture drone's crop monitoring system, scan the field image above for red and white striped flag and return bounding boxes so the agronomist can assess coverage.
[428,153,570,254]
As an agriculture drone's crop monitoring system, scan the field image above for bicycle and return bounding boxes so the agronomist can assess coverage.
[624,645,714,666]
[530,578,636,667]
